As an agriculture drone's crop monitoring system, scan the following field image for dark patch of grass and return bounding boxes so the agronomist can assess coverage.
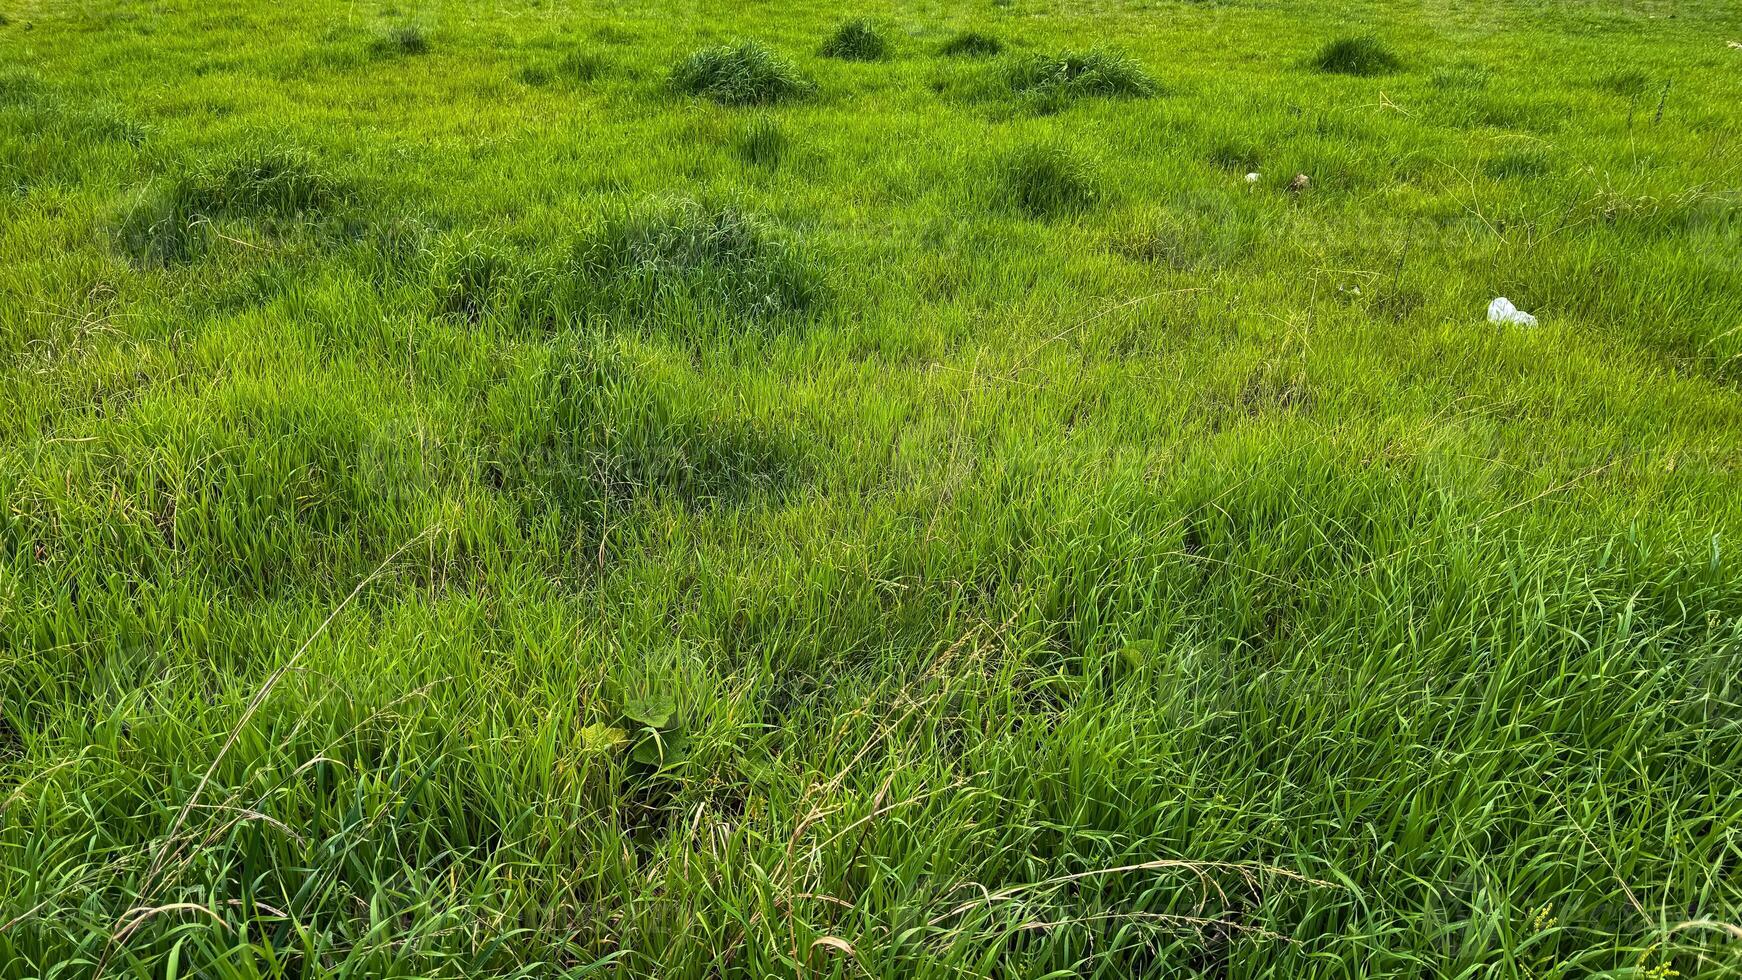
[820,18,891,61]
[1311,35,1401,76]
[580,201,824,320]
[1237,362,1315,416]
[489,340,815,547]
[670,42,812,106]
[518,50,606,87]
[114,147,348,266]
[939,30,1002,58]
[430,237,547,323]
[1111,218,1206,269]
[997,143,1097,219]
[1597,68,1651,98]
[0,68,40,106]
[369,23,429,58]
[558,49,607,82]
[1003,50,1156,113]
[733,116,787,169]
[194,147,343,215]
[1206,139,1261,173]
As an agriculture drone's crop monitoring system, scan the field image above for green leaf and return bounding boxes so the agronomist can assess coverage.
[580,722,628,754]
[622,692,676,730]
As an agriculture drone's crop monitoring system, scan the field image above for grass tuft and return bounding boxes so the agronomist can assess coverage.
[733,115,787,169]
[820,18,891,61]
[114,146,347,265]
[997,143,1097,219]
[938,30,1002,58]
[1003,50,1156,112]
[581,200,823,320]
[369,23,430,57]
[670,41,812,106]
[1311,35,1401,76]
[429,236,539,323]
[511,341,815,519]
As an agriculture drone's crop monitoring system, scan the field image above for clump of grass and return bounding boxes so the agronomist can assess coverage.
[197,147,342,215]
[369,23,429,57]
[939,30,1002,58]
[581,201,823,319]
[430,237,542,323]
[997,143,1097,219]
[1311,35,1401,76]
[115,147,347,265]
[1003,50,1156,112]
[558,49,607,82]
[820,18,891,61]
[670,42,812,106]
[734,115,787,169]
[496,340,815,533]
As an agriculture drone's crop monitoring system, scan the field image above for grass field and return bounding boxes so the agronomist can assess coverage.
[4,0,1742,975]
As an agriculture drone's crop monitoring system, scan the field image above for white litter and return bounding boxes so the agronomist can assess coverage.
[1244,172,1261,183]
[1487,297,1537,327]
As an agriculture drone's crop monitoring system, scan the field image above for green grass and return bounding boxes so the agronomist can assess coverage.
[819,18,891,62]
[938,30,1003,59]
[3,0,1742,977]
[1311,35,1403,76]
[998,142,1099,218]
[669,41,813,106]
[368,23,430,58]
[1003,49,1160,112]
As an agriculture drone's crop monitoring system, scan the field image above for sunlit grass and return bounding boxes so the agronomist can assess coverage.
[1,0,1740,976]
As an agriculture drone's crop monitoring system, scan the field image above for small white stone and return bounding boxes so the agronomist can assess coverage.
[1244,172,1261,183]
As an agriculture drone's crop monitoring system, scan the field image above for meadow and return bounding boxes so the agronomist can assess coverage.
[3,0,1742,975]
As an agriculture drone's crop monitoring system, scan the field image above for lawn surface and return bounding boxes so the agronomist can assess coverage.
[3,0,1742,976]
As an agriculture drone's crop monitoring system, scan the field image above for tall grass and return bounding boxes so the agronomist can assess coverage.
[3,0,1742,976]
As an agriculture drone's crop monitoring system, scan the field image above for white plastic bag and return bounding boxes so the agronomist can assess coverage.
[1487,297,1537,327]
